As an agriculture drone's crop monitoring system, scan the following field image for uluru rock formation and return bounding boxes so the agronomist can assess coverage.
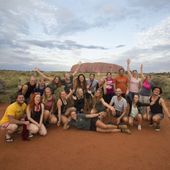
[70,62,123,73]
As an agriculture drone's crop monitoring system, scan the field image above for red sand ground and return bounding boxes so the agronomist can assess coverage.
[0,102,170,170]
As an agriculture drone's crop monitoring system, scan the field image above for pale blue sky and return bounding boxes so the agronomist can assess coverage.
[0,0,170,72]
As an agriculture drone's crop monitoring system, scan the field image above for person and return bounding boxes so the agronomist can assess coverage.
[34,78,46,96]
[147,87,170,131]
[65,111,123,133]
[57,89,76,128]
[73,88,86,114]
[115,68,129,98]
[22,75,37,103]
[127,59,141,102]
[139,64,154,116]
[73,73,87,93]
[42,87,57,125]
[0,93,29,142]
[104,72,115,103]
[91,89,115,115]
[26,93,47,136]
[109,88,129,125]
[128,94,150,131]
[86,73,99,94]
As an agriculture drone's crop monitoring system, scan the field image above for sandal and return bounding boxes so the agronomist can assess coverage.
[5,136,14,143]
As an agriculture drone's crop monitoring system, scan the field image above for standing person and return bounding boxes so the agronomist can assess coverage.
[139,64,154,116]
[109,88,129,125]
[26,93,47,136]
[86,73,99,95]
[73,73,87,93]
[127,59,141,102]
[147,87,170,131]
[22,75,37,103]
[42,87,57,125]
[104,72,115,103]
[0,93,29,142]
[34,67,63,101]
[115,68,129,98]
[34,78,46,96]
[61,63,81,94]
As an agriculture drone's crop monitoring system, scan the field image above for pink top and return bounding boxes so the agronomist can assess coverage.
[129,76,140,93]
[105,78,115,94]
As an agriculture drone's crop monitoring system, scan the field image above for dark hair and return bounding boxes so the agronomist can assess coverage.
[16,92,24,98]
[89,73,95,77]
[152,86,162,94]
[106,72,111,76]
[119,68,125,72]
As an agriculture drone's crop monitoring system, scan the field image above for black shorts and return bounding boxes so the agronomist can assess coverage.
[90,117,99,131]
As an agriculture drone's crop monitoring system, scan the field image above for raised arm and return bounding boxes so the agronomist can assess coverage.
[140,64,145,81]
[34,67,53,81]
[72,62,82,77]
[127,58,132,78]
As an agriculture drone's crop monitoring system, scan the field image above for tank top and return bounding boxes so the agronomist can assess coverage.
[94,99,105,112]
[74,96,85,113]
[44,96,55,111]
[60,98,68,115]
[150,97,163,114]
[31,105,42,123]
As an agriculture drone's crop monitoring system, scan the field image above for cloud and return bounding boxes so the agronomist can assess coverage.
[115,45,126,48]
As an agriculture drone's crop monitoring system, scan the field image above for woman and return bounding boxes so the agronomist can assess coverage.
[57,90,76,128]
[34,78,46,96]
[65,111,122,133]
[127,59,141,102]
[73,88,85,114]
[26,93,47,136]
[42,87,57,125]
[139,64,154,116]
[128,94,149,130]
[104,72,115,103]
[34,67,64,101]
[73,74,87,94]
[91,89,115,115]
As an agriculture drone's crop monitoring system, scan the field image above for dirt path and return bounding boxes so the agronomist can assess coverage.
[0,103,170,170]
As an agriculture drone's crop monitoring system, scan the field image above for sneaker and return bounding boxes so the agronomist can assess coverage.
[29,134,34,138]
[155,125,160,132]
[138,125,142,131]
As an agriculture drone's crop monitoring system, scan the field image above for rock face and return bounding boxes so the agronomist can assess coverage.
[71,62,123,73]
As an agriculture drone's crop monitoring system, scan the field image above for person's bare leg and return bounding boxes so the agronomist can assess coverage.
[96,127,121,133]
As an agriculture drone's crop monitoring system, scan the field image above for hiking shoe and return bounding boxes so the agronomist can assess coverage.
[138,125,142,131]
[155,125,160,132]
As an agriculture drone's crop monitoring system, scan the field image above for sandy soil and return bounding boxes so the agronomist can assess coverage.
[0,102,170,170]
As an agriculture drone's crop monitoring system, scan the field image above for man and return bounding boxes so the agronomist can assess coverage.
[22,75,37,103]
[86,73,99,94]
[0,93,29,142]
[148,86,170,131]
[109,88,129,125]
[114,68,129,98]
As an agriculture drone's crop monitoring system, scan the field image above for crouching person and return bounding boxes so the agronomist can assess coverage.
[26,93,47,137]
[0,93,29,142]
